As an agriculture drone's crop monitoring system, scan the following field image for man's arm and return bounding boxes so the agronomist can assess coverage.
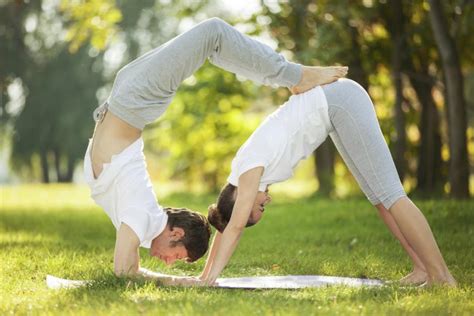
[114,223,141,276]
[114,223,199,286]
[202,167,263,285]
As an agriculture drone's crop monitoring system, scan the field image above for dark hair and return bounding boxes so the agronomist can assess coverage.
[165,207,211,262]
[208,183,237,233]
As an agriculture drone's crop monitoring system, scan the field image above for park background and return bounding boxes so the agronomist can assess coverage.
[1,0,473,315]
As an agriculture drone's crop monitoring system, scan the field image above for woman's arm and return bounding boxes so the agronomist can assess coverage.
[202,167,264,285]
[199,232,222,280]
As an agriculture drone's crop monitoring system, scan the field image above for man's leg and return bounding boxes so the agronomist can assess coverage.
[121,18,347,96]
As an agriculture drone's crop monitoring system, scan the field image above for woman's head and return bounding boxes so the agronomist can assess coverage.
[208,183,272,233]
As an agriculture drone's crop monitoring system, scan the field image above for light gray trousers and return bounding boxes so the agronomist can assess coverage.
[106,17,302,130]
[322,79,406,209]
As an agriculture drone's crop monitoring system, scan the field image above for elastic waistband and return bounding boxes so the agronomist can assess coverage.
[106,98,146,130]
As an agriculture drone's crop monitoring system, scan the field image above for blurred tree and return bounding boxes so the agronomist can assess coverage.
[60,0,122,53]
[256,0,473,198]
[148,65,260,191]
[403,2,445,196]
[384,0,408,182]
[54,0,254,190]
[256,1,381,196]
[429,0,470,198]
[3,0,105,182]
[0,0,40,130]
[11,46,103,182]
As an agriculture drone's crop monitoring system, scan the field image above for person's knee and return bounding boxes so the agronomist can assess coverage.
[386,194,408,211]
[335,78,367,97]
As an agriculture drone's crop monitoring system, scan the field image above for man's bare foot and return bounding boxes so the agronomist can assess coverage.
[399,269,428,285]
[290,65,348,94]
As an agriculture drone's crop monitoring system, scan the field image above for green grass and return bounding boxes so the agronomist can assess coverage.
[1,185,473,315]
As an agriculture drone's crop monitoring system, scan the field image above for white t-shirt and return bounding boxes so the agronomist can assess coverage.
[83,138,168,248]
[228,86,331,191]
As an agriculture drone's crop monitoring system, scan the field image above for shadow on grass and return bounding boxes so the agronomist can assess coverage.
[0,207,113,250]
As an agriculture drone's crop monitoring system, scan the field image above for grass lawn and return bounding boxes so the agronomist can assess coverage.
[1,184,473,315]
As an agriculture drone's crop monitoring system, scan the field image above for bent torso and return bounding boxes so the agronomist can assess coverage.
[90,111,142,179]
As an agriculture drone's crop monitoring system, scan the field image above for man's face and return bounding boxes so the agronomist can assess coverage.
[247,188,272,225]
[150,226,189,265]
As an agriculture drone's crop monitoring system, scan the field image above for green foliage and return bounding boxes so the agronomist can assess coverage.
[11,45,103,179]
[1,185,473,314]
[146,64,261,191]
[60,0,122,53]
[2,0,472,194]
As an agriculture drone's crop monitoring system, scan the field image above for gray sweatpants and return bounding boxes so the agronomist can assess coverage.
[322,79,406,209]
[106,17,302,130]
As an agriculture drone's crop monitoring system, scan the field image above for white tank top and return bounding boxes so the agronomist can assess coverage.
[228,86,331,191]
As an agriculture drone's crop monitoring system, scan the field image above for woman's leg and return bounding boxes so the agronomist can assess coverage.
[322,79,455,285]
[388,197,455,285]
[329,118,428,283]
[375,204,427,284]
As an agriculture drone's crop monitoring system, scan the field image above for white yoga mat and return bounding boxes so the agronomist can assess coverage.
[46,274,384,290]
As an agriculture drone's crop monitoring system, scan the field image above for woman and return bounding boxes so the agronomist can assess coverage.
[201,79,456,286]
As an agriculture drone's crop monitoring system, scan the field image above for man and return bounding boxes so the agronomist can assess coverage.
[84,17,347,285]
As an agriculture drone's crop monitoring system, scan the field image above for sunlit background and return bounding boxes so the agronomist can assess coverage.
[1,0,473,199]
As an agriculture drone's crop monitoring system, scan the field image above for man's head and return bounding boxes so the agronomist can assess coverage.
[208,183,272,233]
[150,207,211,265]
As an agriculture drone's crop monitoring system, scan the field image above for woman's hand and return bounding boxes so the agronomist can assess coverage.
[202,273,219,286]
[164,276,204,287]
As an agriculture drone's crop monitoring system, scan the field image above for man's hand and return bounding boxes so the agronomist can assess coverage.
[114,223,141,276]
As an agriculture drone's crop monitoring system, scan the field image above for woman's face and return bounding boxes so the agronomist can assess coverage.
[248,188,272,225]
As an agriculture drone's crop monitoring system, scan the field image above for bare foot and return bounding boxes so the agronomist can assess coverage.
[425,273,458,287]
[399,269,428,285]
[290,65,348,94]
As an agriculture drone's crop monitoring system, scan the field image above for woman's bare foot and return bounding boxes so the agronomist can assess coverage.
[399,269,428,285]
[290,65,348,94]
[425,273,458,287]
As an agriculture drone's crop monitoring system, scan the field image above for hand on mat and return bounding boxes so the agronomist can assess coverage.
[166,276,204,287]
[200,274,219,287]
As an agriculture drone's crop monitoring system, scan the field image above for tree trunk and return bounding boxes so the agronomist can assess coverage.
[348,24,369,90]
[409,75,444,195]
[428,0,469,198]
[54,149,61,182]
[40,149,50,183]
[64,157,75,182]
[388,0,407,182]
[313,141,335,197]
